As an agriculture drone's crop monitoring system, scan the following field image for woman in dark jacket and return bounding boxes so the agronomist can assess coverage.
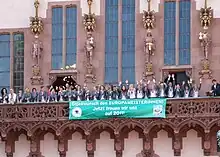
[1,88,8,103]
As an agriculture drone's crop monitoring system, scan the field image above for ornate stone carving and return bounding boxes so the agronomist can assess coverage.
[85,32,95,65]
[199,0,213,78]
[30,0,44,85]
[83,13,96,32]
[31,65,43,85]
[142,0,156,80]
[84,0,96,83]
[83,0,96,32]
[143,0,155,30]
[30,0,43,36]
[31,37,43,65]
[200,0,212,30]
[144,31,155,63]
[0,98,220,156]
[199,31,211,60]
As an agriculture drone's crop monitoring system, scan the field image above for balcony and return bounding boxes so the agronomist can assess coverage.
[0,97,220,156]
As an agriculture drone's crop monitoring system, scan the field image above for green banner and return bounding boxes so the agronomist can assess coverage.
[69,98,167,120]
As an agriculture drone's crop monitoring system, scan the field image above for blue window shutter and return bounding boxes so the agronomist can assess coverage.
[52,7,63,69]
[122,0,135,83]
[0,34,10,90]
[13,33,24,93]
[179,0,191,65]
[66,6,77,66]
[164,1,176,65]
[105,0,119,84]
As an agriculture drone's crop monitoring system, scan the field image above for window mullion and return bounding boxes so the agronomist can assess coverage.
[62,6,66,68]
[176,0,180,65]
[118,0,122,82]
[10,33,13,88]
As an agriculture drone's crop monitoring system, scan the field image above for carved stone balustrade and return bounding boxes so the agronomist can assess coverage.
[0,98,220,156]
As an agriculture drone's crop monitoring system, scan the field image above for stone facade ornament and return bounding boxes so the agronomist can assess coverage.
[200,0,213,30]
[143,0,156,80]
[30,0,44,85]
[199,0,213,78]
[85,32,95,65]
[142,0,155,30]
[83,0,96,83]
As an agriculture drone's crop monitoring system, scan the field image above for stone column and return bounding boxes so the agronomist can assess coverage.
[114,132,123,157]
[86,134,95,157]
[143,132,153,157]
[58,138,67,157]
[173,132,182,156]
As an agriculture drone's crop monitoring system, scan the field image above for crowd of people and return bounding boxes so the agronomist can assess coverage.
[0,74,220,104]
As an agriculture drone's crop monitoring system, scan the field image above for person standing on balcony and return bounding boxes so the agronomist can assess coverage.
[165,74,175,98]
[8,89,16,104]
[210,79,220,96]
[0,88,8,104]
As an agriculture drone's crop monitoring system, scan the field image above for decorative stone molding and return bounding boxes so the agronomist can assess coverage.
[30,0,44,85]
[199,0,213,78]
[0,98,219,155]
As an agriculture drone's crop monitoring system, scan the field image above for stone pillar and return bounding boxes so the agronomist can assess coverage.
[5,142,13,157]
[143,132,153,157]
[173,132,182,156]
[114,132,123,157]
[58,138,66,157]
[86,134,95,157]
[203,132,211,156]
[28,136,41,157]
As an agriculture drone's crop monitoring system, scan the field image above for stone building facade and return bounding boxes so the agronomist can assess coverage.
[0,0,220,157]
[0,0,220,93]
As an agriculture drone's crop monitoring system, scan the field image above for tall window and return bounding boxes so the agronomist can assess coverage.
[0,34,10,90]
[51,6,77,70]
[164,1,176,65]
[105,0,136,84]
[52,7,63,69]
[13,33,24,93]
[105,0,119,83]
[164,0,191,66]
[66,6,77,65]
[122,0,135,83]
[179,0,191,65]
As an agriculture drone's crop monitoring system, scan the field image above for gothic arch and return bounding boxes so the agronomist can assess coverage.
[5,123,29,136]
[116,120,145,135]
[59,123,86,140]
[88,121,116,133]
[178,119,206,136]
[148,123,175,139]
[59,122,87,137]
[207,119,220,132]
[144,120,175,134]
[31,123,58,139]
[91,126,115,139]
[119,124,144,139]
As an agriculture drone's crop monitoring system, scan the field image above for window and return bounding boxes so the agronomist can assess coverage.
[51,6,77,70]
[13,33,24,93]
[66,6,77,65]
[0,34,10,90]
[105,0,136,84]
[52,7,63,69]
[122,0,135,83]
[179,0,191,65]
[105,0,119,84]
[164,1,176,65]
[164,0,191,66]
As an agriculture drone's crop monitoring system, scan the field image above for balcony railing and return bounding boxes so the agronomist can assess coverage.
[0,97,219,122]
